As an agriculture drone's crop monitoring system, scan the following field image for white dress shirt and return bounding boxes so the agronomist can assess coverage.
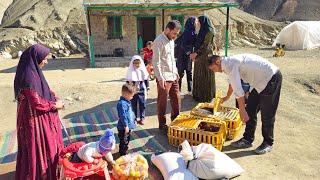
[221,54,279,98]
[152,33,178,81]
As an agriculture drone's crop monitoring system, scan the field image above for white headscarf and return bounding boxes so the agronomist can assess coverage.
[126,55,149,81]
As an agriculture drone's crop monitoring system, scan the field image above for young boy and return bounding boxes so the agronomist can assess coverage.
[76,128,116,164]
[117,83,137,155]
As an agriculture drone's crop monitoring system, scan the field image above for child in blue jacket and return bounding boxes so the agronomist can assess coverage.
[117,83,137,155]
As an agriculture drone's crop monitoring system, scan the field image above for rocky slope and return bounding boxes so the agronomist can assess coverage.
[0,0,284,59]
[237,0,320,21]
[0,0,87,58]
[0,0,13,25]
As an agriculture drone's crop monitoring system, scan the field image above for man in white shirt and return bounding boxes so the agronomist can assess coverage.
[152,20,181,133]
[208,54,282,154]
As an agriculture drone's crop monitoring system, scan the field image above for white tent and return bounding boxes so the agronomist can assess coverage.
[272,21,320,50]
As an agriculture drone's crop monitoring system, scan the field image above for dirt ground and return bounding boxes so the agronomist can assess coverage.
[0,47,319,179]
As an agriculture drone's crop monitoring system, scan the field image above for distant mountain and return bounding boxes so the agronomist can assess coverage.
[0,0,285,58]
[237,0,320,21]
[1,0,83,30]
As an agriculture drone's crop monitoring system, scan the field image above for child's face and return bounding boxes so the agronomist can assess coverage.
[147,43,153,50]
[123,91,134,101]
[133,59,141,69]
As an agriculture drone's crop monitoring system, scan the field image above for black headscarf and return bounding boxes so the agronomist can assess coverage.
[175,16,197,58]
[194,15,215,52]
[14,44,55,101]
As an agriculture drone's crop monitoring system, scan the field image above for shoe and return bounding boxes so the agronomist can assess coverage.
[255,142,273,155]
[138,119,145,125]
[230,138,253,148]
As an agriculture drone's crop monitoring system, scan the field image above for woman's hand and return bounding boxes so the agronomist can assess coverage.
[54,100,65,110]
[190,53,197,61]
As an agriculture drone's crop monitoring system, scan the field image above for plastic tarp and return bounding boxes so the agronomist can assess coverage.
[272,21,320,50]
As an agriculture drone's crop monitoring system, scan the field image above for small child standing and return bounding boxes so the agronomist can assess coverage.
[117,83,137,156]
[126,55,149,125]
[76,128,116,164]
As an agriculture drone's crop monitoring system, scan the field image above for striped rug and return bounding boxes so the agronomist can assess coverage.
[0,106,167,179]
[0,130,18,164]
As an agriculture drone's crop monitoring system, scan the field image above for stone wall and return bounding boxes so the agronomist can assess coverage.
[89,10,204,59]
[90,15,137,56]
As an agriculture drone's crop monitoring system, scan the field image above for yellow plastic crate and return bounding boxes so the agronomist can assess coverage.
[168,114,227,151]
[190,103,242,140]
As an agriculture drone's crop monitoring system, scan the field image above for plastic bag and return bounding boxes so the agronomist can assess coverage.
[113,153,148,179]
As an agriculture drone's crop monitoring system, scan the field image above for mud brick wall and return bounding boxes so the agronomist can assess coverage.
[90,14,137,56]
[89,10,205,57]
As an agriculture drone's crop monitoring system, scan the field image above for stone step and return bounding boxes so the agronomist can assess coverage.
[95,60,130,67]
[94,57,131,67]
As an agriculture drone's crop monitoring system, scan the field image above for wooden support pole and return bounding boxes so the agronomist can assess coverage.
[224,6,230,57]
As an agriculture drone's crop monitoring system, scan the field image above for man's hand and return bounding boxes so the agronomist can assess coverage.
[125,126,129,134]
[220,96,230,104]
[239,108,249,123]
[157,79,165,90]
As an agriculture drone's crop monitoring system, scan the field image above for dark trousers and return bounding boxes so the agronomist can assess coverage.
[178,69,192,92]
[118,130,131,156]
[243,71,282,146]
[156,80,181,128]
[131,93,146,120]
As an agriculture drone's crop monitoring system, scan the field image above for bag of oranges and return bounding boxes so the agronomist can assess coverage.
[113,153,148,180]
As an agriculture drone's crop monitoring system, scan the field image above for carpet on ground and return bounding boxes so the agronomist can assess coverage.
[0,106,167,179]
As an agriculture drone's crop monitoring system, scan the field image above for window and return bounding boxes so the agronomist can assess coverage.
[171,15,185,31]
[107,16,122,39]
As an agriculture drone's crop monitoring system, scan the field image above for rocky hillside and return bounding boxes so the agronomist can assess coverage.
[0,0,284,59]
[0,0,13,25]
[237,0,320,21]
[0,0,87,58]
[207,8,283,48]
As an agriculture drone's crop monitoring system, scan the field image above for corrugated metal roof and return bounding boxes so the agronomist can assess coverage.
[83,0,238,9]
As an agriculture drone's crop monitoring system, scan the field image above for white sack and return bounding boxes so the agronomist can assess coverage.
[180,141,245,179]
[151,152,198,180]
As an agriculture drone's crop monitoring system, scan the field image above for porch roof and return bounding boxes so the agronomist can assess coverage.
[83,0,238,10]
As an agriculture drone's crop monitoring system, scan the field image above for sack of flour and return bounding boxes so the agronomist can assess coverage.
[180,140,245,179]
